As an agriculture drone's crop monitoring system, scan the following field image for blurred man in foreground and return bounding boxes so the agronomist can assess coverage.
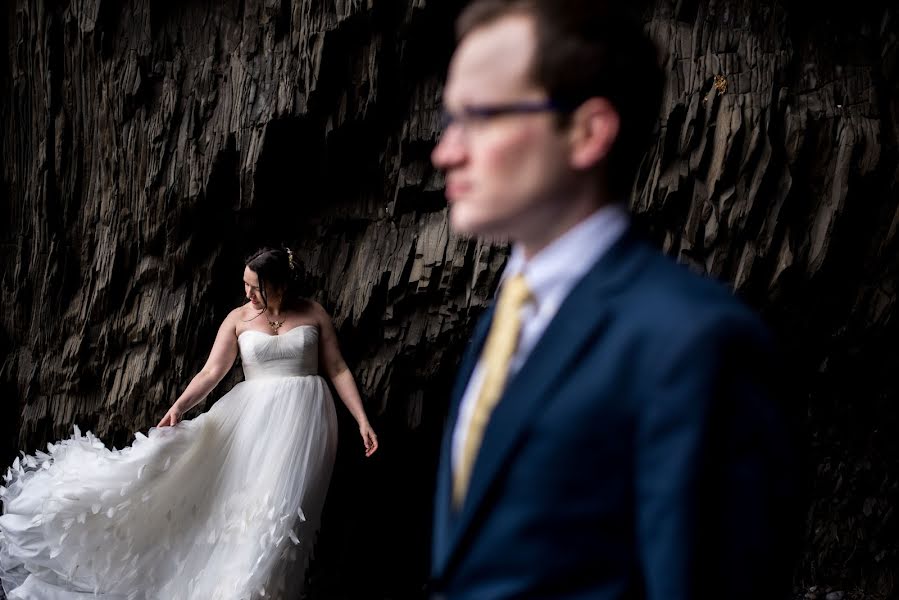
[429,1,798,598]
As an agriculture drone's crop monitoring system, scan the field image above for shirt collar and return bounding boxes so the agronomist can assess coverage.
[501,204,630,309]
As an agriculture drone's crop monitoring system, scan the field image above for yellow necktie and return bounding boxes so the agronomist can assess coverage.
[453,274,532,507]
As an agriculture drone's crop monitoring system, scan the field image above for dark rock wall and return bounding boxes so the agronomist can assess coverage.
[1,1,896,597]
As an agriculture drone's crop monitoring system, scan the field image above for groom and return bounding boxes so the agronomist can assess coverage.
[429,1,798,598]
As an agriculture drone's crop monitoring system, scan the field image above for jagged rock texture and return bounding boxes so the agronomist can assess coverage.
[1,0,897,597]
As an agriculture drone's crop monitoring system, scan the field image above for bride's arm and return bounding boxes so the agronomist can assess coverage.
[315,302,379,457]
[157,310,240,427]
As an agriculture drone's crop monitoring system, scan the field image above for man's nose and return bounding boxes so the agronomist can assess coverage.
[431,127,466,170]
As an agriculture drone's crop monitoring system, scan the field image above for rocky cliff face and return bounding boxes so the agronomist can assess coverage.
[2,1,896,597]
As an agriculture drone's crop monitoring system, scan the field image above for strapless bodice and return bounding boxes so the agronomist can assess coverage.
[238,325,320,380]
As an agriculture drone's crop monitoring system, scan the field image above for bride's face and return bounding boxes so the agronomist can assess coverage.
[243,266,285,310]
[243,266,264,309]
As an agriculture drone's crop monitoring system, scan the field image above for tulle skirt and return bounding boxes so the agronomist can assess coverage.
[0,375,338,600]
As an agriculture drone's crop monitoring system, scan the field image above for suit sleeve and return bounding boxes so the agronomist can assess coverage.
[634,312,798,600]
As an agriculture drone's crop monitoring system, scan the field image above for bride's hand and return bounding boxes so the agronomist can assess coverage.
[157,402,186,428]
[360,423,378,457]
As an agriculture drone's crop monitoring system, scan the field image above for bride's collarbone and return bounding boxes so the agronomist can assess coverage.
[238,305,318,337]
[237,323,318,338]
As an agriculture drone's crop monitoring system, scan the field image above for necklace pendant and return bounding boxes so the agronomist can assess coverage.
[269,319,284,331]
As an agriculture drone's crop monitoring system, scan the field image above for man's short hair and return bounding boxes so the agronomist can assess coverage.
[457,0,664,197]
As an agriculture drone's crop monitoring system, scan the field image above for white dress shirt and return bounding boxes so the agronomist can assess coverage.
[451,204,630,470]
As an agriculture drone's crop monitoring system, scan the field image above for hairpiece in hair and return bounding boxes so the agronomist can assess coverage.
[286,248,296,272]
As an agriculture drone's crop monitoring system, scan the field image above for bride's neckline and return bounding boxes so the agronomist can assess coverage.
[237,324,318,340]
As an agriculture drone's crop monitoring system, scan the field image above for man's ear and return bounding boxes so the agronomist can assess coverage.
[567,97,620,170]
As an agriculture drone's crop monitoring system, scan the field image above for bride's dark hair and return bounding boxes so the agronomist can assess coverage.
[245,247,301,311]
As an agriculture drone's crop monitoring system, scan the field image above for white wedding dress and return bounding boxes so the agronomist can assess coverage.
[0,325,338,600]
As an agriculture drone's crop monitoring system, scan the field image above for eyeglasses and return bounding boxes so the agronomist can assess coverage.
[439,100,566,133]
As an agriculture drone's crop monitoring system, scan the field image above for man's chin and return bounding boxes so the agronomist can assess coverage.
[449,206,493,237]
[450,211,515,242]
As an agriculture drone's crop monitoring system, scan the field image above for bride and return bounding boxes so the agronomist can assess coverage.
[0,247,378,599]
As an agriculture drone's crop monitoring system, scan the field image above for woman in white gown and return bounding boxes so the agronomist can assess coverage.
[0,247,379,599]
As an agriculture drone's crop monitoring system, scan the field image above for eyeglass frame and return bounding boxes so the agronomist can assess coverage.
[438,99,575,134]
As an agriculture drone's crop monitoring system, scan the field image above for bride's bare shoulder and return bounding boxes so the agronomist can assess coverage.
[306,299,329,317]
[229,303,253,319]
[294,298,330,326]
[314,302,339,335]
[226,303,259,331]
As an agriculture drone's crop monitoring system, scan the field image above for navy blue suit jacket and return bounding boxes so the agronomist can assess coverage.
[431,229,797,599]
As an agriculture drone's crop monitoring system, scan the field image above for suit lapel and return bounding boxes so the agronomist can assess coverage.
[432,304,495,573]
[435,228,649,578]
